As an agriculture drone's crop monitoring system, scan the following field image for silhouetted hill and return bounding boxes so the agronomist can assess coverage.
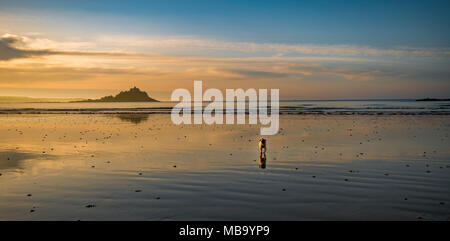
[77,87,158,102]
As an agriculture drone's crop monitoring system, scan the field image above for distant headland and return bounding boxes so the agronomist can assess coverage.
[416,98,450,101]
[75,87,159,102]
[0,96,85,103]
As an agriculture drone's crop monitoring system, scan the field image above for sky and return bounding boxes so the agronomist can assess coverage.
[0,0,449,100]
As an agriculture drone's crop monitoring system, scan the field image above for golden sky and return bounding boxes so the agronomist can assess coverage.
[1,2,449,100]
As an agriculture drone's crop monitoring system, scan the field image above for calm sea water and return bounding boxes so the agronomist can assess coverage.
[0,100,449,114]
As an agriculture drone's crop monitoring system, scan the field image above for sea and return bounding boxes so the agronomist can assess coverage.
[0,99,449,114]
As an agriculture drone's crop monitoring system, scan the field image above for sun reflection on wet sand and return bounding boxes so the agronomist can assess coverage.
[0,114,449,220]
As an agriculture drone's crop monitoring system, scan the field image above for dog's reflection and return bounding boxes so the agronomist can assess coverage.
[258,153,267,169]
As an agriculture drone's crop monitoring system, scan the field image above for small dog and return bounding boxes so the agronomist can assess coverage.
[258,138,267,155]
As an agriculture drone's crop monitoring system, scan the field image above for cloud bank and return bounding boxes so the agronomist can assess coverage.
[2,33,449,62]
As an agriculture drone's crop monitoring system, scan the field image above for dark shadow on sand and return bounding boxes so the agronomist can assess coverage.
[0,150,41,171]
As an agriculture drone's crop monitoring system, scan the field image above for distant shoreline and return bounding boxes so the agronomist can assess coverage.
[71,100,159,103]
[1,98,449,104]
[416,98,450,101]
[0,96,86,103]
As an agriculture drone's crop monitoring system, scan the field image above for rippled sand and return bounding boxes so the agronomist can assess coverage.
[0,114,449,220]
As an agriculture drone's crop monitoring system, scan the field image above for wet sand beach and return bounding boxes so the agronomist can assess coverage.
[0,114,449,220]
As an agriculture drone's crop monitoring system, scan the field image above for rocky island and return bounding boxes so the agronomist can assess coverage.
[76,87,159,102]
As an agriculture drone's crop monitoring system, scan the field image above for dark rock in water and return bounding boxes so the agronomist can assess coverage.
[155,197,160,200]
[135,190,142,192]
[416,216,422,220]
[30,209,35,213]
[416,98,450,101]
[312,175,316,178]
[440,202,445,206]
[27,194,32,197]
[85,204,96,208]
[282,188,286,191]
[403,197,408,201]
[344,179,348,182]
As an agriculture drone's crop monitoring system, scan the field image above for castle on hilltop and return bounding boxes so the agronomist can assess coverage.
[78,86,159,102]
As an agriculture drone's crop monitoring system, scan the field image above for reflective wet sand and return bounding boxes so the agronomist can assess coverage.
[0,114,449,220]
